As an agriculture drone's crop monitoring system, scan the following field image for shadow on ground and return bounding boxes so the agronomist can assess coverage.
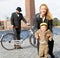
[54,51,60,58]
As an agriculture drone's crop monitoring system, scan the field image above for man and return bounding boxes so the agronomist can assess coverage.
[11,7,29,49]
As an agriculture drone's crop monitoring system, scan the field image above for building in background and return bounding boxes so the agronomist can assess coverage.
[0,20,4,30]
[0,0,35,30]
[0,18,29,30]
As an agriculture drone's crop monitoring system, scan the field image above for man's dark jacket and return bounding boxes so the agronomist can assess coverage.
[11,12,27,28]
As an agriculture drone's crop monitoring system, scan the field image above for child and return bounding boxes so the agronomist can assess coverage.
[35,23,53,58]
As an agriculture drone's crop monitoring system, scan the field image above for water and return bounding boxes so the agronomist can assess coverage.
[53,28,60,35]
[0,30,30,40]
[0,28,60,40]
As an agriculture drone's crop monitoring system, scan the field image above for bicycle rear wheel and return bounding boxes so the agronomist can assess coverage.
[1,33,16,50]
[29,35,37,48]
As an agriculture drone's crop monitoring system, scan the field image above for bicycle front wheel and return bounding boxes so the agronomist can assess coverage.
[1,33,16,50]
[29,35,37,48]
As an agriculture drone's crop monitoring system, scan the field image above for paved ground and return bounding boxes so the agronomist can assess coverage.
[0,35,60,58]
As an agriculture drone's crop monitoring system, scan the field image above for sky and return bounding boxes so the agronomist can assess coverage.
[0,0,60,20]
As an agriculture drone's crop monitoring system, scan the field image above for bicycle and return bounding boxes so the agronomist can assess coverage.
[1,26,37,50]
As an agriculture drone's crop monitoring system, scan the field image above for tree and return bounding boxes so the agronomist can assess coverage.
[53,18,59,26]
[0,21,1,26]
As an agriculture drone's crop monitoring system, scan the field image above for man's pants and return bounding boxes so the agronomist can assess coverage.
[15,28,21,40]
[37,39,54,56]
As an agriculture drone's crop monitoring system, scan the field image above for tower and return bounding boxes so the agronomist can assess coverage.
[25,0,35,25]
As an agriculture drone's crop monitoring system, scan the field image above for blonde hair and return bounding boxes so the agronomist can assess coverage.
[40,3,52,20]
[40,23,48,28]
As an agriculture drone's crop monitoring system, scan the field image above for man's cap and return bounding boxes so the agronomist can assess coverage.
[40,23,47,27]
[16,7,22,12]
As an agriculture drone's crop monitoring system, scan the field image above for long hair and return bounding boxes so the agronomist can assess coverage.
[40,3,53,20]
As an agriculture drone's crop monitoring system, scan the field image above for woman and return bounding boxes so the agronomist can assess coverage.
[33,3,55,58]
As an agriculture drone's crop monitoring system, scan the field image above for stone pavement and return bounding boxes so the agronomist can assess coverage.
[0,35,60,58]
